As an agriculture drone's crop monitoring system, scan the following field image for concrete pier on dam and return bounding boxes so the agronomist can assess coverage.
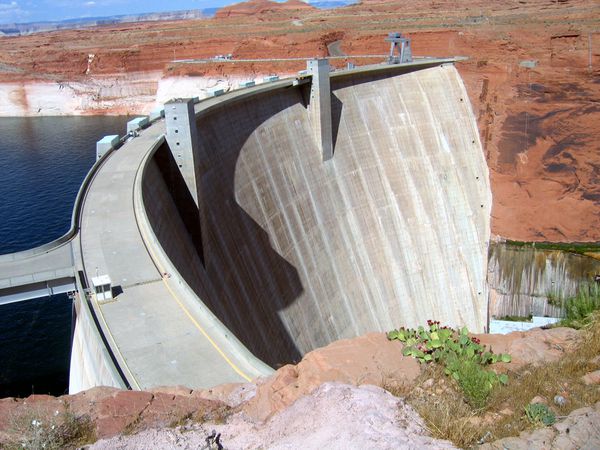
[0,56,492,393]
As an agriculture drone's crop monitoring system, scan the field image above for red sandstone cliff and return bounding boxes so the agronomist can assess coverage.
[0,0,598,242]
[215,0,315,18]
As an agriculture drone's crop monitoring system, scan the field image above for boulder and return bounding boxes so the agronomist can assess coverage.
[242,332,421,421]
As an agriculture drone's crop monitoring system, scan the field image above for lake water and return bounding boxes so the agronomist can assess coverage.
[0,116,130,397]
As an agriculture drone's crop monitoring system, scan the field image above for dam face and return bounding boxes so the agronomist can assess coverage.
[143,64,491,367]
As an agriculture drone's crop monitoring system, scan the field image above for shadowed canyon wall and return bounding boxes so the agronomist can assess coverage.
[143,64,491,367]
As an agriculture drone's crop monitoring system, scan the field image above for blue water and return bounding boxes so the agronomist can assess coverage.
[0,116,130,398]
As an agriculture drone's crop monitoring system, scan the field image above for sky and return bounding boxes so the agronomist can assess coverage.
[0,0,256,24]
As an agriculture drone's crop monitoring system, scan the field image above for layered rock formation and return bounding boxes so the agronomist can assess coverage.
[215,0,316,18]
[0,0,597,242]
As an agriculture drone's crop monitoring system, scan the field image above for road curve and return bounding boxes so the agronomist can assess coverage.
[78,121,271,390]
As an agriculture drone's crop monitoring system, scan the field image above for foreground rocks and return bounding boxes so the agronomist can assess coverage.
[241,332,421,421]
[0,386,229,443]
[476,326,581,368]
[0,327,586,448]
[90,383,456,450]
[480,402,600,450]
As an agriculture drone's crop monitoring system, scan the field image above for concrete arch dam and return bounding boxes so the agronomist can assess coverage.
[141,61,491,369]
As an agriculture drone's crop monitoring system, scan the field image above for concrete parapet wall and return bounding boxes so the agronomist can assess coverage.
[69,292,126,394]
[143,63,491,367]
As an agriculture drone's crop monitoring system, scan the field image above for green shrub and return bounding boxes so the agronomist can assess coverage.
[559,283,600,329]
[387,321,510,407]
[5,405,94,450]
[448,358,493,408]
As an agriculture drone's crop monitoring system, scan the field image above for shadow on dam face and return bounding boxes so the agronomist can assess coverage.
[145,89,306,366]
[195,87,308,366]
[143,64,492,368]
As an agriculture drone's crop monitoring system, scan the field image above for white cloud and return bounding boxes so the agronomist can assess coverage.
[84,1,95,5]
[0,1,29,21]
[0,1,18,11]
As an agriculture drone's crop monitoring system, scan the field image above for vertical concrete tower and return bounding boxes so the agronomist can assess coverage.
[165,98,200,206]
[307,59,333,161]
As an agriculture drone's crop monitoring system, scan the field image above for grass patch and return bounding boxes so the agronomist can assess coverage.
[496,314,533,322]
[404,366,482,448]
[505,239,600,257]
[557,283,600,329]
[168,404,232,430]
[168,412,194,429]
[196,404,231,425]
[449,358,494,409]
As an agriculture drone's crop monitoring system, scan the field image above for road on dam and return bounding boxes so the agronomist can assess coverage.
[76,120,272,391]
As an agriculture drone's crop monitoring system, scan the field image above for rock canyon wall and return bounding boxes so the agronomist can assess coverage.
[1,0,597,243]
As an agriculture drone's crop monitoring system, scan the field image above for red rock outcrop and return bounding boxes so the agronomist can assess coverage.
[0,0,598,241]
[0,327,580,447]
[215,0,315,19]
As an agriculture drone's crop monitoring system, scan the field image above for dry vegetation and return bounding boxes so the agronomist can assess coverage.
[3,403,95,450]
[167,403,232,429]
[385,312,600,448]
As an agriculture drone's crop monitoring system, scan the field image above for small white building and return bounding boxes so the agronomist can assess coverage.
[96,135,119,160]
[91,274,113,302]
[127,117,149,134]
[208,87,225,97]
[238,80,256,89]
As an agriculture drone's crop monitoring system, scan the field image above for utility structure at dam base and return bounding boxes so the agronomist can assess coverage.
[0,48,492,395]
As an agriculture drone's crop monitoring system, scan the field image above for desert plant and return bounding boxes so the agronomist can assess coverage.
[524,402,556,427]
[388,321,510,407]
[398,312,600,448]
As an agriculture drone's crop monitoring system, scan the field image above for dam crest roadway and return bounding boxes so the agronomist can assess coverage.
[0,56,492,394]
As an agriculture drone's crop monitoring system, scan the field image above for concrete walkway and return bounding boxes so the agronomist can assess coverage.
[0,242,73,288]
[78,122,267,390]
